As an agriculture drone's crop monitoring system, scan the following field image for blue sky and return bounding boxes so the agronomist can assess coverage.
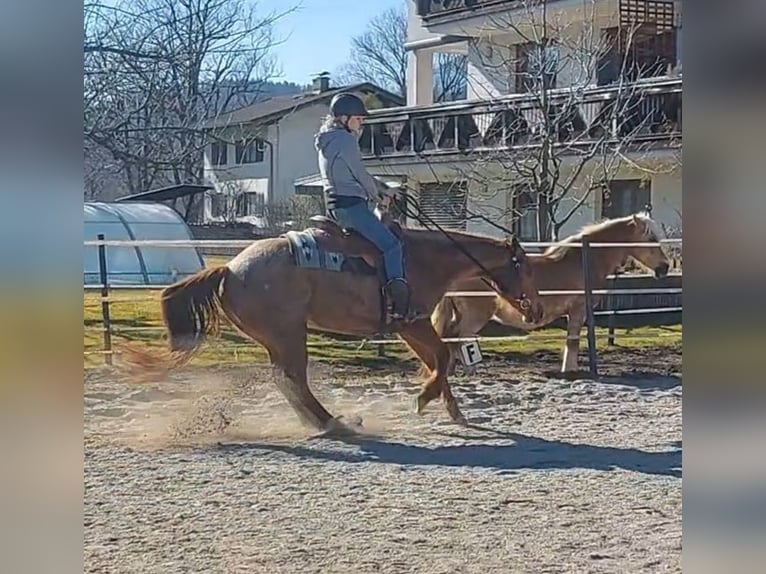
[258,0,404,84]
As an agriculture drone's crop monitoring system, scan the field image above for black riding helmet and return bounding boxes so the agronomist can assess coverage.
[329,92,369,118]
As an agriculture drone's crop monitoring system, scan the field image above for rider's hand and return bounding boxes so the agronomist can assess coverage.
[379,184,402,199]
[378,194,393,209]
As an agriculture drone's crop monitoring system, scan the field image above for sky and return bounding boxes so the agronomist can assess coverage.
[257,0,404,84]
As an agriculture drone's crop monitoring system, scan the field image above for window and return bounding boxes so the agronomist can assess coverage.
[210,142,227,166]
[248,192,265,216]
[418,182,467,230]
[515,41,559,93]
[235,139,265,164]
[232,192,265,217]
[598,24,678,85]
[601,179,651,218]
[210,193,227,218]
[512,187,538,241]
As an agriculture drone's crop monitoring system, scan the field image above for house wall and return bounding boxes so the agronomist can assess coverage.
[463,159,682,241]
[409,0,683,104]
[376,153,681,241]
[394,0,683,239]
[202,103,329,218]
[270,106,328,202]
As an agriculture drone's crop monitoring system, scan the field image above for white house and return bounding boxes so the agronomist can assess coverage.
[200,73,404,225]
[359,0,683,240]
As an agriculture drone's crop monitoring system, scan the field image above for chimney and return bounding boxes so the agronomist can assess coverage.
[312,71,331,93]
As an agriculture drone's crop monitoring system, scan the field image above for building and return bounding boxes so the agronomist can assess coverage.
[360,0,683,241]
[200,73,404,225]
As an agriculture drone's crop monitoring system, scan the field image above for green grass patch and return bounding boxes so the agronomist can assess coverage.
[84,286,681,370]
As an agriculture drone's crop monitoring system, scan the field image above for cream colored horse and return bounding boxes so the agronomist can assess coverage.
[430,213,672,374]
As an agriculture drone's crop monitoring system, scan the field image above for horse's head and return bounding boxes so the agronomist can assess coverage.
[492,235,543,323]
[626,213,671,278]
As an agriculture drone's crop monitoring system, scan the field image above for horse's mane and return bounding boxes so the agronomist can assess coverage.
[542,213,663,261]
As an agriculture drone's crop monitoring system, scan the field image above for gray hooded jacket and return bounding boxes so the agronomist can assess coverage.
[315,125,380,210]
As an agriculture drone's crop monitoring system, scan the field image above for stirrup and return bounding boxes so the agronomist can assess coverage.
[385,278,425,323]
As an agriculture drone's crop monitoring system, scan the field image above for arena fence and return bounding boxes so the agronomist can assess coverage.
[84,235,682,376]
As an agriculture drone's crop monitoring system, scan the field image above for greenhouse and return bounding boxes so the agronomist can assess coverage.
[84,202,205,286]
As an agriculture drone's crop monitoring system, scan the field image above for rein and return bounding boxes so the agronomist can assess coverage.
[392,193,520,298]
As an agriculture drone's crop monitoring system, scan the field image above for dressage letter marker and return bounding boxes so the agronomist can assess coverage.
[459,341,483,367]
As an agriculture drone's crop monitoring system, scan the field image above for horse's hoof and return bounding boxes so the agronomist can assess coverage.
[337,414,363,429]
[310,417,359,439]
[446,407,468,426]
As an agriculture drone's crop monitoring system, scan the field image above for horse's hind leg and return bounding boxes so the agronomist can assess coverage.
[265,330,338,431]
[230,313,335,431]
[399,320,466,424]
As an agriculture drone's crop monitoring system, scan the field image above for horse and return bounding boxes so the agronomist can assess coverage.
[128,211,544,434]
[428,213,672,375]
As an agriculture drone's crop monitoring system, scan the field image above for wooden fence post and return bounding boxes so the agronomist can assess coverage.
[581,237,598,377]
[97,233,113,366]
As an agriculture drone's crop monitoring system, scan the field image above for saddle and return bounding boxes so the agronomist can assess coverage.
[307,213,405,271]
[306,213,420,328]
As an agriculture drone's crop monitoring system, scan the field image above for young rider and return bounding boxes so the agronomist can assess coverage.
[314,92,417,322]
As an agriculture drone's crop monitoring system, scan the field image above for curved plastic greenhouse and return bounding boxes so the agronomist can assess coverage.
[84,202,205,286]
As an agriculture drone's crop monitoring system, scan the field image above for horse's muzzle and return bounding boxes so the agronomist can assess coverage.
[654,262,669,278]
[519,296,543,323]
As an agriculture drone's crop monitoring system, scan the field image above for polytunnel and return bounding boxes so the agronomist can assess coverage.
[84,202,205,286]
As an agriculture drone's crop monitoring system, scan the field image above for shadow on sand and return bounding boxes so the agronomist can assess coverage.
[212,425,681,478]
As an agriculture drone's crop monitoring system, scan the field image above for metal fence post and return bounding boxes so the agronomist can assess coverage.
[97,233,113,366]
[581,237,598,377]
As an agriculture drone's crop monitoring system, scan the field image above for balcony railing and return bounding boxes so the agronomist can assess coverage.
[416,0,516,19]
[359,77,681,159]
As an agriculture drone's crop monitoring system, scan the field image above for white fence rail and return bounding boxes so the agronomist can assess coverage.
[84,236,682,373]
[84,239,682,249]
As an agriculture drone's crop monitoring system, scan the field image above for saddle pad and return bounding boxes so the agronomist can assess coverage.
[284,230,346,272]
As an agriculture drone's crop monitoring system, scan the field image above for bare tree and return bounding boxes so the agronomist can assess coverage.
[262,196,325,234]
[420,0,681,240]
[84,0,295,201]
[336,4,467,102]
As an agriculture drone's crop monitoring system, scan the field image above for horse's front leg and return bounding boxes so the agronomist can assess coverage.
[562,304,586,372]
[398,320,466,424]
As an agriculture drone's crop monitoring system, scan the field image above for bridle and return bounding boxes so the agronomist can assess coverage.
[393,192,533,311]
[504,239,532,311]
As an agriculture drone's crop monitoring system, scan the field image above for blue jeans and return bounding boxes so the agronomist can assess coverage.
[329,201,404,281]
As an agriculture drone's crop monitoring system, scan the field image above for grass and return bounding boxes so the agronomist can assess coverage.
[84,285,681,372]
[83,252,681,370]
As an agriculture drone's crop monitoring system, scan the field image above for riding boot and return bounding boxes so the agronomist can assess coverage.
[385,278,423,322]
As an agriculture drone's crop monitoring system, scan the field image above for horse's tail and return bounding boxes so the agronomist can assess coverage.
[160,266,229,355]
[119,266,230,381]
[417,295,461,378]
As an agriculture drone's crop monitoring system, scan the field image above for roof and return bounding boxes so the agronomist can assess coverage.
[115,184,213,203]
[202,82,405,129]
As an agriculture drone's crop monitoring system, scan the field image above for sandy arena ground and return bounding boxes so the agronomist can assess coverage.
[84,347,682,573]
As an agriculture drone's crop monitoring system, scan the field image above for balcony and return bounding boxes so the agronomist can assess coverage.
[359,77,681,160]
[416,0,546,22]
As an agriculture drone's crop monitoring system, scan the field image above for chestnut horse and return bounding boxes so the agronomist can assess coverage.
[132,215,543,434]
[429,213,671,375]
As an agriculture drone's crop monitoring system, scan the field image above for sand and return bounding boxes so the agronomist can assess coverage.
[84,348,682,573]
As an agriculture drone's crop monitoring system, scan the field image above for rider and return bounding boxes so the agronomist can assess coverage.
[314,92,416,322]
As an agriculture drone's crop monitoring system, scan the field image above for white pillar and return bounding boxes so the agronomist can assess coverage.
[407,49,434,106]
